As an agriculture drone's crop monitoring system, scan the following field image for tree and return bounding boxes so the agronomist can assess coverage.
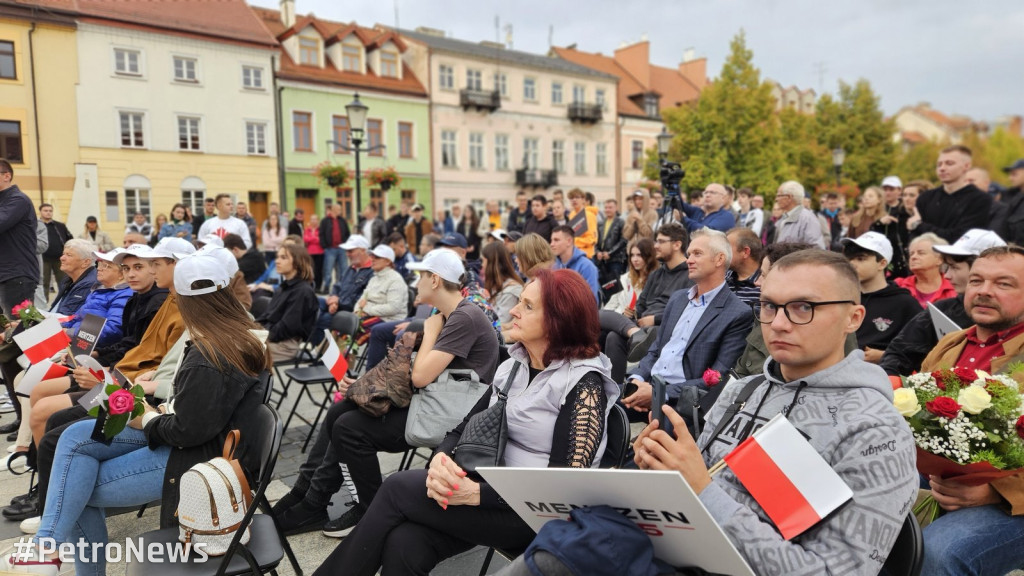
[894,139,943,184]
[662,31,786,193]
[778,107,830,190]
[983,127,1024,186]
[813,79,896,190]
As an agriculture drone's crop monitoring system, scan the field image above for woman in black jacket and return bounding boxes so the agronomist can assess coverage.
[0,251,271,576]
[255,242,319,362]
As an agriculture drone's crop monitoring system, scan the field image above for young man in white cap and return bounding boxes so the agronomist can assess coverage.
[840,231,919,363]
[356,245,409,323]
[880,228,1006,377]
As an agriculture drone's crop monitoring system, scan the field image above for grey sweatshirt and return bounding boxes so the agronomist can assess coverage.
[697,351,917,576]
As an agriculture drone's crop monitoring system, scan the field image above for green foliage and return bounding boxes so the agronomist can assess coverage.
[813,80,897,189]
[894,139,943,184]
[779,108,830,189]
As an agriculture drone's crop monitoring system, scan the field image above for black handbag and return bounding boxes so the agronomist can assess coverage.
[452,362,521,476]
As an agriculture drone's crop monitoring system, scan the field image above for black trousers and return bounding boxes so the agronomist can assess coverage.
[37,405,90,514]
[312,468,534,576]
[600,310,637,384]
[292,399,412,510]
[0,358,23,421]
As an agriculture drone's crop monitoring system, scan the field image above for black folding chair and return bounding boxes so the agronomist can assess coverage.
[126,404,302,576]
[270,309,322,409]
[881,514,924,576]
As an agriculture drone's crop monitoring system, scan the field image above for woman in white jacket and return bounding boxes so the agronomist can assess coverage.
[603,237,657,314]
[356,245,409,322]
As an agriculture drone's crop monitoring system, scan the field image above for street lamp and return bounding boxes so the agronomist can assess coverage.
[325,93,384,217]
[832,146,845,188]
[657,127,673,160]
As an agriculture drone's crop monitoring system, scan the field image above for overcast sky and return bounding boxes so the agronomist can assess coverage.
[251,0,1024,120]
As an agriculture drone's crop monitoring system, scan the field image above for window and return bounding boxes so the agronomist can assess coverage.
[181,189,205,214]
[596,89,606,109]
[573,85,585,104]
[119,112,144,148]
[552,140,564,174]
[293,111,312,151]
[469,133,484,169]
[177,116,201,151]
[551,82,563,105]
[246,122,266,155]
[495,134,509,171]
[401,189,416,203]
[596,143,607,176]
[367,119,383,156]
[299,37,319,66]
[438,64,454,90]
[343,44,362,72]
[105,190,119,222]
[645,94,659,118]
[441,130,457,167]
[379,51,398,77]
[466,69,482,91]
[631,140,644,170]
[523,77,536,101]
[523,137,538,170]
[332,115,350,153]
[173,56,197,82]
[0,41,15,80]
[114,48,141,76]
[0,120,22,163]
[574,141,586,174]
[242,66,264,89]
[125,188,151,223]
[493,73,507,97]
[398,122,413,158]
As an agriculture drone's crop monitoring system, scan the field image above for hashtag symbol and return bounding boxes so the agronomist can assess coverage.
[12,538,32,562]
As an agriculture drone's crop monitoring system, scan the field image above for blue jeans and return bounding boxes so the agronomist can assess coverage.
[364,319,407,371]
[921,503,1024,575]
[37,420,170,576]
[322,247,347,292]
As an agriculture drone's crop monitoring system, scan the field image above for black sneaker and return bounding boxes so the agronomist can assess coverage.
[9,485,36,506]
[2,493,38,521]
[627,327,658,363]
[322,505,364,538]
[270,491,304,517]
[276,500,328,536]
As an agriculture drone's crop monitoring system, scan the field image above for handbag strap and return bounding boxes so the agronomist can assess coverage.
[700,375,765,455]
[495,362,521,403]
[222,429,241,460]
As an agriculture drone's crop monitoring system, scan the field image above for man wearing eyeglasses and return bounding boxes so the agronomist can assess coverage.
[633,249,917,575]
[677,183,735,234]
[772,180,825,248]
[0,161,40,317]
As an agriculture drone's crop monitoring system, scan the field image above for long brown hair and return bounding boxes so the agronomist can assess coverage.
[627,237,657,291]
[278,243,314,284]
[178,289,271,376]
[481,241,523,298]
[850,186,885,236]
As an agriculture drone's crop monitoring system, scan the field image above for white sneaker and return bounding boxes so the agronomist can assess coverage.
[2,451,28,474]
[6,445,15,454]
[19,516,40,535]
[0,540,63,575]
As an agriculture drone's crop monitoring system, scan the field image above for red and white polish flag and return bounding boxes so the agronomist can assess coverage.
[16,359,69,396]
[12,318,71,364]
[722,413,853,540]
[321,329,349,383]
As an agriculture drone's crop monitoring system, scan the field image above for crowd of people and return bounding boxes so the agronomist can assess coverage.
[0,143,1022,575]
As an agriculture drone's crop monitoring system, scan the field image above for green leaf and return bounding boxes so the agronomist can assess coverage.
[131,403,146,419]
[87,406,99,417]
[131,384,145,398]
[105,384,119,395]
[103,413,130,439]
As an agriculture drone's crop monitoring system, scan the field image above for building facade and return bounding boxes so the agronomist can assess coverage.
[398,26,619,214]
[255,4,431,223]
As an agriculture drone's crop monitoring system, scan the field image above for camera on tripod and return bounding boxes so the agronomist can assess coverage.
[660,159,685,200]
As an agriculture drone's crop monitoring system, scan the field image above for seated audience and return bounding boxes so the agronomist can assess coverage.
[550,225,600,303]
[918,245,1024,575]
[481,241,524,327]
[385,232,416,284]
[515,233,555,281]
[255,243,318,362]
[0,251,270,576]
[603,237,656,314]
[311,268,617,575]
[355,245,409,323]
[895,232,957,308]
[63,249,132,348]
[274,249,500,537]
[840,232,920,363]
[50,239,99,318]
[724,227,762,305]
[310,235,374,345]
[224,232,266,283]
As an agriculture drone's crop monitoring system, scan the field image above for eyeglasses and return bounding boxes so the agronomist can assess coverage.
[750,299,855,325]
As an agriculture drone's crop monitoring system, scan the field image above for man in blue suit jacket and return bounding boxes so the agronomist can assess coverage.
[679,183,736,234]
[622,228,752,416]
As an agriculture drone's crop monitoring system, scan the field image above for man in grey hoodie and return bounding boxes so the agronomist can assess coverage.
[635,249,917,575]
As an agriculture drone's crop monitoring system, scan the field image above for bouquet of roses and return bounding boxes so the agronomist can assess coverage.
[10,300,45,327]
[87,383,147,440]
[894,365,1024,520]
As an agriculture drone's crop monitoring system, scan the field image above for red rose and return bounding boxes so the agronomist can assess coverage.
[107,389,136,416]
[1016,416,1024,441]
[703,368,722,387]
[925,396,961,419]
[953,367,978,384]
[931,370,947,390]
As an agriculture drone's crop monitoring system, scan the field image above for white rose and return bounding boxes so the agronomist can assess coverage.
[893,388,921,417]
[957,385,993,415]
[973,370,991,381]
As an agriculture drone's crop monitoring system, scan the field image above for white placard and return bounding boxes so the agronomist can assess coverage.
[928,302,961,340]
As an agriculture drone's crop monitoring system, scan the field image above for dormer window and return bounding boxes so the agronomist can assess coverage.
[299,37,320,66]
[342,44,362,72]
[380,50,399,78]
[644,94,659,118]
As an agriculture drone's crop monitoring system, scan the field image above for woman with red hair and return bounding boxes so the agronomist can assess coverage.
[313,268,618,576]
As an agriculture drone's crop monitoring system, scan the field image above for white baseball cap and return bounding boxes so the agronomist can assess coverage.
[370,245,396,262]
[407,249,465,284]
[178,245,239,277]
[489,229,508,241]
[113,243,155,265]
[174,252,233,296]
[135,237,196,261]
[881,176,903,189]
[933,229,1007,258]
[340,235,371,250]
[198,234,224,248]
[94,248,125,264]
[841,231,893,263]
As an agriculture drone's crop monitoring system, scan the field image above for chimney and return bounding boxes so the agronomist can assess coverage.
[280,0,295,28]
[682,48,695,63]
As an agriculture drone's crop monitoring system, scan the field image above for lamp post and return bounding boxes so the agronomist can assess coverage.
[325,93,384,218]
[832,146,845,188]
[657,127,673,160]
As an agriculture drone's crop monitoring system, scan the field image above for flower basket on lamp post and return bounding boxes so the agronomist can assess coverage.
[366,167,401,192]
[314,161,350,189]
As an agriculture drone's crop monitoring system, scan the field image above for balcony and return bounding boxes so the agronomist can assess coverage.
[515,168,558,188]
[568,102,603,123]
[459,89,501,112]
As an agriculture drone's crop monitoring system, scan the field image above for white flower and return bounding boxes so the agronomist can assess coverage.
[958,385,993,415]
[893,388,921,417]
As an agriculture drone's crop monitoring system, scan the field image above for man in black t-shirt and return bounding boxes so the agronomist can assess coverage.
[908,145,993,243]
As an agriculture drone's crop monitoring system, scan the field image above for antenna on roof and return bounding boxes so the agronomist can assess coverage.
[394,0,399,30]
[813,61,827,93]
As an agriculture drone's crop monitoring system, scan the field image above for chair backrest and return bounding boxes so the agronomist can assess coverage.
[250,295,271,319]
[407,286,417,317]
[259,370,274,405]
[880,514,924,576]
[331,310,360,339]
[599,403,630,469]
[498,345,511,364]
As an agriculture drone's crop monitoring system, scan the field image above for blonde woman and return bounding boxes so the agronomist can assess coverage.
[514,233,555,280]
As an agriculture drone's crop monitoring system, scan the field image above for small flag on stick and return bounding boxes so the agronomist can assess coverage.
[321,329,349,383]
[13,318,70,364]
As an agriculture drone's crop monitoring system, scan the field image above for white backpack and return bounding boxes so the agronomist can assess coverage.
[177,430,253,556]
